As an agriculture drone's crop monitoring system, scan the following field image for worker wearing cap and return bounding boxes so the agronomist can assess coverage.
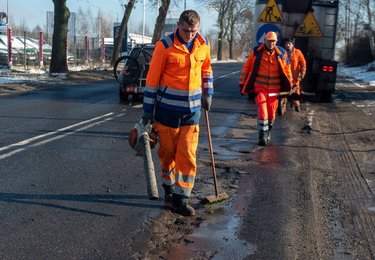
[284,38,306,111]
[239,31,292,146]
[142,10,213,216]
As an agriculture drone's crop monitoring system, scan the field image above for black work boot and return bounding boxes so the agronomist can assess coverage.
[162,184,173,202]
[171,194,195,216]
[258,130,268,146]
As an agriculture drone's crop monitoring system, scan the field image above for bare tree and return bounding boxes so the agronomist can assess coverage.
[50,0,70,73]
[214,0,231,60]
[151,0,171,44]
[111,0,136,66]
[225,0,252,59]
[235,7,254,52]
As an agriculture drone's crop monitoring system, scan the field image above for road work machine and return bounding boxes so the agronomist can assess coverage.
[129,119,159,200]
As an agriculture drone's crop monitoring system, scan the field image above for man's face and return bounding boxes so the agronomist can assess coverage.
[285,42,294,51]
[265,39,277,50]
[177,21,200,43]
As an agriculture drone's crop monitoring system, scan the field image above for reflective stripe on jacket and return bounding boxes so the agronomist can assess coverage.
[144,32,213,113]
[240,44,292,95]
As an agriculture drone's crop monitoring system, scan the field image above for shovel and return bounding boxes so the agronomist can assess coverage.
[201,110,229,205]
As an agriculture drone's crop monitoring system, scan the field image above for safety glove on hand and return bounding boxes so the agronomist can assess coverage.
[201,95,212,111]
[142,111,154,125]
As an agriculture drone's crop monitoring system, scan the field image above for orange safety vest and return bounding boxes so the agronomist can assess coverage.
[240,44,292,95]
[144,32,213,113]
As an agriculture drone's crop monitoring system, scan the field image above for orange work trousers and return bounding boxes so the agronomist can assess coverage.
[255,91,279,122]
[154,122,199,197]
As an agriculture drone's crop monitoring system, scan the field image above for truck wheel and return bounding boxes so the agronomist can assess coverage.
[119,87,129,102]
[113,55,140,85]
[317,91,332,103]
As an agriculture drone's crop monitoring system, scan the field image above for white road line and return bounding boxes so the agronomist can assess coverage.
[0,112,125,160]
[216,70,241,80]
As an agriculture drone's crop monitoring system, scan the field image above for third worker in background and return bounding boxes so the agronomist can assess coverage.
[284,38,306,111]
[239,31,292,146]
[142,10,213,216]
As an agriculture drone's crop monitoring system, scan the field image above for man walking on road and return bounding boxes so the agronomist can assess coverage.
[142,10,213,216]
[284,38,306,111]
[239,31,292,146]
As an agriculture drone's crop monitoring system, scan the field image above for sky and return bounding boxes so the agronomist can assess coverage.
[0,0,217,35]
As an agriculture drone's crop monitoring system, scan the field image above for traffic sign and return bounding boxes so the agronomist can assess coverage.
[256,24,282,45]
[295,11,323,37]
[258,0,284,24]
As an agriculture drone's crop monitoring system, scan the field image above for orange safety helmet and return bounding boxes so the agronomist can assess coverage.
[265,31,278,41]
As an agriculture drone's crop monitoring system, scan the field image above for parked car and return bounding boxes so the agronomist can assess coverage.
[114,44,155,102]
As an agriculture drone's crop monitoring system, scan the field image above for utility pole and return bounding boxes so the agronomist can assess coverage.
[143,0,146,43]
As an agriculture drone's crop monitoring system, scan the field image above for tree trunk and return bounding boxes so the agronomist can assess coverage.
[217,30,223,60]
[151,0,171,44]
[50,0,70,73]
[216,0,230,61]
[111,0,136,66]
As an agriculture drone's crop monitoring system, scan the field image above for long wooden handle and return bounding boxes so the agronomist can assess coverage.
[205,110,219,196]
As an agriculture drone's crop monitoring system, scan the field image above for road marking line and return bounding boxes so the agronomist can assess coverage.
[0,112,125,160]
[216,70,241,80]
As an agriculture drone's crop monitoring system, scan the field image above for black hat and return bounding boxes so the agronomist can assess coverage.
[285,38,294,44]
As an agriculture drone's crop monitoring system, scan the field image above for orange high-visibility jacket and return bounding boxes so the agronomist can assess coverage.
[288,47,306,85]
[143,32,213,113]
[240,44,292,95]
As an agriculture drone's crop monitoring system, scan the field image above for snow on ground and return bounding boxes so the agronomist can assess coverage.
[1,62,375,85]
[337,61,375,86]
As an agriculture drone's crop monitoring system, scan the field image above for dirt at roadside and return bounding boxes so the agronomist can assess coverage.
[0,68,114,93]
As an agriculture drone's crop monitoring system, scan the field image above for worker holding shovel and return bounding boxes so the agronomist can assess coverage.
[284,38,306,112]
[240,31,293,146]
[142,10,213,216]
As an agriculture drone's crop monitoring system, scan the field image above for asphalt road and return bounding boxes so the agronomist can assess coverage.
[1,63,374,259]
[0,74,162,258]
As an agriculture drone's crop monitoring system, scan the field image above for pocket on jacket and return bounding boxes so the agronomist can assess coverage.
[168,56,185,72]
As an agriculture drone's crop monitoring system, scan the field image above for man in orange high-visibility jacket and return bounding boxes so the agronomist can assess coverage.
[142,10,213,216]
[284,38,306,112]
[239,31,292,146]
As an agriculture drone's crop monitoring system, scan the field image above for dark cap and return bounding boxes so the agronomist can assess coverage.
[285,38,294,44]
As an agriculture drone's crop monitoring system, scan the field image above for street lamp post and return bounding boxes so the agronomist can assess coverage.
[6,0,8,25]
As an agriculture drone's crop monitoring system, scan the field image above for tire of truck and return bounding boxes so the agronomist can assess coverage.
[119,87,129,102]
[317,90,333,103]
[113,55,140,85]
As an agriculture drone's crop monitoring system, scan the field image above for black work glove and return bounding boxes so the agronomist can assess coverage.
[142,111,154,125]
[201,95,212,111]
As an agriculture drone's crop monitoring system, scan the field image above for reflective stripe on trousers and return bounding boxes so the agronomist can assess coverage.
[154,122,199,197]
